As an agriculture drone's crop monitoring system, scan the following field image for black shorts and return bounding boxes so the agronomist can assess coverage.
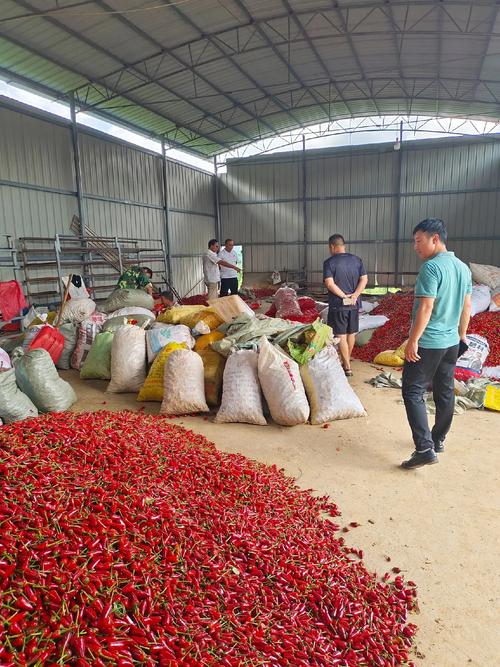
[328,309,359,335]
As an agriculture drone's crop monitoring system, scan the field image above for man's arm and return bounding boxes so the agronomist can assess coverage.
[217,259,241,272]
[405,297,435,362]
[459,293,472,340]
[324,276,347,299]
[351,274,368,300]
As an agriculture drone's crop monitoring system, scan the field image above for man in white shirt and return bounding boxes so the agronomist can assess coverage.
[202,239,240,301]
[218,239,240,297]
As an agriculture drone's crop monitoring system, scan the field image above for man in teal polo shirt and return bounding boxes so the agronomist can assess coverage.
[401,218,472,469]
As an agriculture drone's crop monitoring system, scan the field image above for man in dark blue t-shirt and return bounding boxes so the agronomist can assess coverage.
[323,234,368,376]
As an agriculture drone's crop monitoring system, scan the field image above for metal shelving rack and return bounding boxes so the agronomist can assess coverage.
[19,232,168,307]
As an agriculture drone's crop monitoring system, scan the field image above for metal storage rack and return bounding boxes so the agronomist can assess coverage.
[19,232,168,307]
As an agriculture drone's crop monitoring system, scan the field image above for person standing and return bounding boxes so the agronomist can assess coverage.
[203,239,240,301]
[323,234,368,376]
[401,218,472,470]
[218,239,240,297]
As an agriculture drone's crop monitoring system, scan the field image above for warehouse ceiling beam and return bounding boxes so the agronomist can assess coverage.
[12,0,236,151]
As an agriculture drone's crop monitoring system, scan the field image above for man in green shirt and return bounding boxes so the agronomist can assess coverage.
[401,218,472,469]
[117,266,153,294]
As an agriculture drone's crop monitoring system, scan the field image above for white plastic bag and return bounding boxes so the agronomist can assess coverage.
[257,336,309,426]
[470,263,500,290]
[107,325,147,393]
[0,347,12,370]
[358,314,389,332]
[215,350,267,425]
[0,367,38,423]
[61,297,96,324]
[470,284,491,317]
[456,334,490,376]
[146,324,194,363]
[300,346,366,423]
[160,349,209,415]
[109,306,156,320]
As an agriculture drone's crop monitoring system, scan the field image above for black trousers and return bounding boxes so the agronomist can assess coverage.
[402,345,458,453]
[220,277,239,297]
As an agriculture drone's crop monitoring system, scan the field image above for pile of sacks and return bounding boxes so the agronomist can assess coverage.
[67,294,366,427]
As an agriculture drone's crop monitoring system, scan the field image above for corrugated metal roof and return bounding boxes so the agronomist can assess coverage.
[0,0,499,157]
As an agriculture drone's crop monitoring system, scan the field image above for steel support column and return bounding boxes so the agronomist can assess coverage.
[69,93,84,237]
[302,135,308,284]
[213,158,222,242]
[394,121,404,285]
[161,138,173,284]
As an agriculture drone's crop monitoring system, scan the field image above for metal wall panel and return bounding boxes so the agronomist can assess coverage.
[222,136,500,284]
[169,211,216,255]
[80,133,163,206]
[170,256,205,297]
[83,199,164,240]
[0,107,75,190]
[166,160,214,213]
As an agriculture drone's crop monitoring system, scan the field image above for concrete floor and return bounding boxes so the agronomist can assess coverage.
[63,360,499,667]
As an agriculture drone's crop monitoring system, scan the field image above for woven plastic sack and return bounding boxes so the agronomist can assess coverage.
[470,263,500,290]
[456,334,489,376]
[109,306,156,319]
[160,349,209,415]
[0,367,38,423]
[208,295,255,323]
[257,336,309,426]
[373,350,405,367]
[146,325,194,363]
[355,329,376,347]
[56,323,78,370]
[80,331,114,380]
[101,289,154,314]
[71,313,107,370]
[0,347,12,370]
[61,297,96,324]
[287,320,332,365]
[470,284,492,317]
[13,348,76,413]
[394,340,408,359]
[274,287,302,319]
[215,350,266,425]
[103,314,153,333]
[138,342,187,401]
[301,346,366,423]
[197,348,226,407]
[157,305,206,325]
[107,325,147,393]
[194,331,225,352]
[188,309,224,331]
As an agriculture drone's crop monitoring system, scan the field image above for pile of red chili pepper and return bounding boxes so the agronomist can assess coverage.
[352,292,500,366]
[179,295,209,306]
[265,296,321,324]
[0,412,418,666]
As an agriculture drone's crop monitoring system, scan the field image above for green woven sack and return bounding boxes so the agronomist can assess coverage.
[80,331,114,380]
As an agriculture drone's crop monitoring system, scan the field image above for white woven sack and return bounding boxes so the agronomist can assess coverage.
[107,325,147,393]
[146,324,194,363]
[470,263,500,290]
[257,336,309,426]
[160,349,208,415]
[109,306,156,319]
[61,298,96,324]
[300,346,366,424]
[470,284,491,317]
[215,350,267,425]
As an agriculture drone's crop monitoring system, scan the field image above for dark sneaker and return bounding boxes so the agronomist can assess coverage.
[434,441,444,453]
[401,450,438,469]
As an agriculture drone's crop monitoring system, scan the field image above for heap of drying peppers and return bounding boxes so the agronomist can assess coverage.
[352,292,499,366]
[1,412,418,666]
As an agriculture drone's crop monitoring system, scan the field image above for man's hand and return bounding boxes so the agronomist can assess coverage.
[235,267,241,273]
[405,338,421,363]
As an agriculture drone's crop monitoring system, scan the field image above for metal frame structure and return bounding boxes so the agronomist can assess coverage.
[0,1,499,158]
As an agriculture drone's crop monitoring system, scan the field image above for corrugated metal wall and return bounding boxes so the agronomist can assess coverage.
[220,137,500,287]
[0,102,215,297]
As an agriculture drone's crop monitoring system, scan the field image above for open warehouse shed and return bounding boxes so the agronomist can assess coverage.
[0,2,499,667]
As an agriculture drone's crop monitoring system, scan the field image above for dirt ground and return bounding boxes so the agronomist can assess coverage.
[63,361,499,667]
